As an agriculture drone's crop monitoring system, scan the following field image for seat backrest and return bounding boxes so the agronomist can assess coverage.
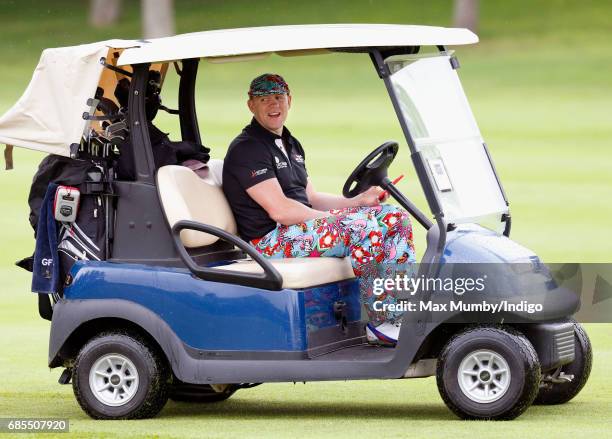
[157,160,237,248]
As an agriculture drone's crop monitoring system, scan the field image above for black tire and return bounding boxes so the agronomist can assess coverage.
[72,332,170,419]
[534,322,592,405]
[436,326,541,420]
[169,383,237,403]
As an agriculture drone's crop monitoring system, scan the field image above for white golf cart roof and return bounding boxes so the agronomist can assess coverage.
[0,24,477,158]
[116,24,478,65]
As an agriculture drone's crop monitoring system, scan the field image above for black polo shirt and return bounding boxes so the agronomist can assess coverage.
[223,118,310,242]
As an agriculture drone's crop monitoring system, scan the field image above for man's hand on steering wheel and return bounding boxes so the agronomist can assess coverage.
[352,186,388,207]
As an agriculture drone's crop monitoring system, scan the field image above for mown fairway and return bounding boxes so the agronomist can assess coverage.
[0,1,610,437]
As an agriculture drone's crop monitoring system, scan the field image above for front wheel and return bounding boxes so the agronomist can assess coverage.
[436,326,541,420]
[534,322,592,405]
[72,332,170,419]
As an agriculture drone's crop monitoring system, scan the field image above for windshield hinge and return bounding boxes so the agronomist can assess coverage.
[450,56,461,70]
[502,213,512,237]
[369,51,390,79]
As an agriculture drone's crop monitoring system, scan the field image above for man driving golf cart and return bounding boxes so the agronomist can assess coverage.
[223,73,416,345]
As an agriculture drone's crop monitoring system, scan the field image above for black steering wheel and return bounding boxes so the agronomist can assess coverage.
[342,141,399,198]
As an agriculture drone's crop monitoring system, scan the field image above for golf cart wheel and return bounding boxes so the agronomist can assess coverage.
[169,382,237,403]
[534,321,592,405]
[436,326,541,420]
[72,332,170,419]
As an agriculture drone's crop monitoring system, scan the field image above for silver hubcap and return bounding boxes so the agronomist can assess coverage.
[457,349,511,403]
[89,354,139,407]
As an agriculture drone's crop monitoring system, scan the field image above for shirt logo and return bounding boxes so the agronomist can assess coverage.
[275,156,288,169]
[251,168,268,177]
[293,154,304,164]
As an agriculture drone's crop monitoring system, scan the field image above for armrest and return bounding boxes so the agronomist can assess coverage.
[171,220,283,290]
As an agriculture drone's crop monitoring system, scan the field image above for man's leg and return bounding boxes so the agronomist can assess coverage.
[251,205,416,323]
[358,205,416,324]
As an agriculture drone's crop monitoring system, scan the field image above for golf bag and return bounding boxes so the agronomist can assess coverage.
[23,155,107,295]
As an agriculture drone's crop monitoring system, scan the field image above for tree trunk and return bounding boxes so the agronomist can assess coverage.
[453,0,479,33]
[142,0,175,39]
[89,0,122,28]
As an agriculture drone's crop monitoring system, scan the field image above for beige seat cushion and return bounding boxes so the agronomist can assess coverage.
[157,164,236,247]
[216,257,355,289]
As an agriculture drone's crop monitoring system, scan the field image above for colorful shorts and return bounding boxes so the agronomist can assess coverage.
[251,204,416,323]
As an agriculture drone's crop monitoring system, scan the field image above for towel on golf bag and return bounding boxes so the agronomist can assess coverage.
[31,184,106,294]
[32,183,60,293]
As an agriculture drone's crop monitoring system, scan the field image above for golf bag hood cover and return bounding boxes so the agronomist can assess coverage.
[0,39,140,157]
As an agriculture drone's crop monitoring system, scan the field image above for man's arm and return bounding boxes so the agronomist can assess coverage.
[305,179,387,211]
[247,178,328,226]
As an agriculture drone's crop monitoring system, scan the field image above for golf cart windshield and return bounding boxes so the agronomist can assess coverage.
[386,53,508,226]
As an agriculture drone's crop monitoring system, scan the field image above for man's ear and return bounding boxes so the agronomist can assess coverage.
[287,94,292,109]
[247,98,255,114]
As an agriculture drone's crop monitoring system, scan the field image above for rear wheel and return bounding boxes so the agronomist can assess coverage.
[436,326,541,420]
[534,322,592,405]
[72,332,169,419]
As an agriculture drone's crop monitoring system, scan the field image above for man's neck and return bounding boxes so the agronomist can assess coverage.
[253,117,283,136]
[266,125,283,136]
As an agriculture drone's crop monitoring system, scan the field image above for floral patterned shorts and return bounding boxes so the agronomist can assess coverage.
[251,204,416,323]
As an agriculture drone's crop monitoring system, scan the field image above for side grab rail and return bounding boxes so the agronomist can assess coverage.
[171,220,283,290]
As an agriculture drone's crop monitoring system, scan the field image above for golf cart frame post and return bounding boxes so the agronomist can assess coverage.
[126,58,200,179]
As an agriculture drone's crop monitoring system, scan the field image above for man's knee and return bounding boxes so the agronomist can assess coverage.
[377,204,410,221]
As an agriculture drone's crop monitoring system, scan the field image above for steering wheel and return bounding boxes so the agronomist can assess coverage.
[342,141,399,198]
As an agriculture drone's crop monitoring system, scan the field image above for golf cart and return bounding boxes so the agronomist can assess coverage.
[0,24,591,420]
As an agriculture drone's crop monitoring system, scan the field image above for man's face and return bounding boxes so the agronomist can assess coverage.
[248,93,292,135]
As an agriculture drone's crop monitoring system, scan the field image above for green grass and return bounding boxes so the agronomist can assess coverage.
[0,0,611,437]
